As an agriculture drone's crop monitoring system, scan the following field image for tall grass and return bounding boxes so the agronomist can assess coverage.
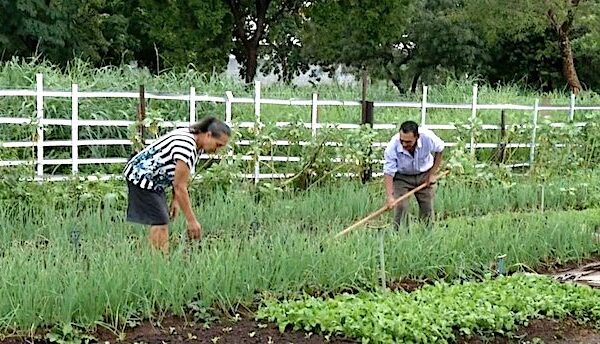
[2,58,600,178]
[2,58,597,127]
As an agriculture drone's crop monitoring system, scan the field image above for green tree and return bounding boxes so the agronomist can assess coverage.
[0,0,70,61]
[129,0,232,73]
[224,0,306,83]
[465,0,599,94]
[258,8,309,84]
[403,0,490,92]
[0,0,136,67]
[64,0,134,66]
[301,0,413,92]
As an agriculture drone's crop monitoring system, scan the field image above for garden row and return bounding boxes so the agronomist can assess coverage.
[257,274,600,343]
[0,199,598,334]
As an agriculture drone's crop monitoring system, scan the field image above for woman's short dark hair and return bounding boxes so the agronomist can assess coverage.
[400,120,419,135]
[189,116,231,138]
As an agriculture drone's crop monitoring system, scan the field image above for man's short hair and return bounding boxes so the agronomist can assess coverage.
[400,121,419,136]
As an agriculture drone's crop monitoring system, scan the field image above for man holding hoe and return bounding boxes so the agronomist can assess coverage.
[383,120,445,229]
[123,116,231,252]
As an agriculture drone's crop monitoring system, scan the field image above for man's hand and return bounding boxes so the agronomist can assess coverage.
[169,201,179,219]
[424,173,435,187]
[386,195,396,209]
[187,220,202,241]
[425,152,443,187]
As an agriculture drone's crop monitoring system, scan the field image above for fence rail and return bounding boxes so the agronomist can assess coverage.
[1,73,600,182]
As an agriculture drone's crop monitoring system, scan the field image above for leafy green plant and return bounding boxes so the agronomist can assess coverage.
[45,323,95,344]
[257,274,600,343]
[187,301,219,325]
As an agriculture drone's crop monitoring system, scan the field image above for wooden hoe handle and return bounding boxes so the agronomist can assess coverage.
[334,170,450,238]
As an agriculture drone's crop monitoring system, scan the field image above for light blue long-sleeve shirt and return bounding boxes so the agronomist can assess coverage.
[383,128,445,176]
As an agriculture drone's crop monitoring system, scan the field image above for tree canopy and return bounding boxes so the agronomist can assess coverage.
[1,0,599,92]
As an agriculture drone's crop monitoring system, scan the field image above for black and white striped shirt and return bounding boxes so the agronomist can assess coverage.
[123,128,201,191]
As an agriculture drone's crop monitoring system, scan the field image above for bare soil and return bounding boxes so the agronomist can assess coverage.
[93,315,600,343]
[458,317,600,344]
[93,316,357,344]
[3,315,599,344]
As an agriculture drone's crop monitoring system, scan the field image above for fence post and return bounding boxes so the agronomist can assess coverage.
[470,84,478,157]
[378,228,386,289]
[529,99,540,169]
[421,85,428,126]
[189,87,196,126]
[361,100,374,183]
[254,81,261,184]
[225,91,234,164]
[311,93,318,137]
[137,85,146,150]
[568,92,575,122]
[498,109,507,164]
[35,73,44,179]
[225,91,233,124]
[71,84,79,175]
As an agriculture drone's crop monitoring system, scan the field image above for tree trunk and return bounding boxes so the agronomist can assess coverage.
[245,45,258,84]
[410,71,421,93]
[281,55,291,84]
[547,5,583,95]
[558,29,582,95]
[390,77,405,93]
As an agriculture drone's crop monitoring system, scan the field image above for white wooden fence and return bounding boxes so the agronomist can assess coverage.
[0,73,598,182]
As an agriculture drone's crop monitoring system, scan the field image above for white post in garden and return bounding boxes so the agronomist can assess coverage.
[189,86,196,126]
[35,73,44,179]
[470,84,478,157]
[225,91,233,124]
[311,93,318,137]
[568,92,575,122]
[225,91,234,164]
[71,83,79,175]
[378,229,386,289]
[529,99,540,168]
[254,81,261,184]
[420,85,428,126]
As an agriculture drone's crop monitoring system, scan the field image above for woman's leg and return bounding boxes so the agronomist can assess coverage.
[149,225,169,253]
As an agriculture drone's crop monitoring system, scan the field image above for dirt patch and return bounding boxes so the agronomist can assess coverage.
[387,278,432,292]
[534,254,600,275]
[2,314,600,343]
[92,315,358,344]
[457,317,600,344]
